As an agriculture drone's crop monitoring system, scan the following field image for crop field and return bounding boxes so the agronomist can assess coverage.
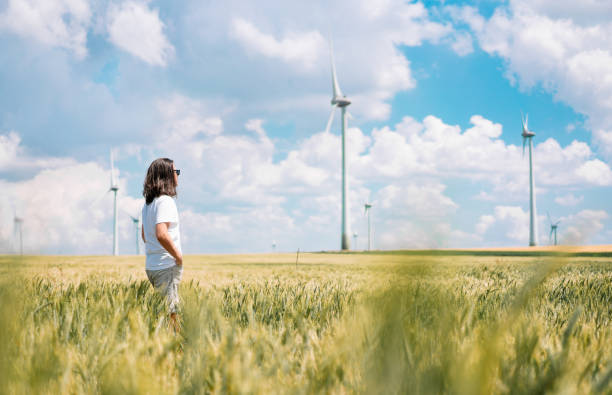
[1,251,611,394]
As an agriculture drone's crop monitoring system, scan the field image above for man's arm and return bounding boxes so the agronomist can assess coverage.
[141,225,146,243]
[156,222,182,265]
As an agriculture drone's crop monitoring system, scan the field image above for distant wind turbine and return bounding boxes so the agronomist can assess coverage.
[109,150,119,256]
[364,203,372,251]
[13,210,23,256]
[521,113,538,246]
[324,41,352,250]
[129,214,141,255]
[353,232,358,250]
[547,212,561,246]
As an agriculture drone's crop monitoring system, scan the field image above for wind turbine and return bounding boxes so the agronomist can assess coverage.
[547,212,561,246]
[364,203,372,251]
[109,150,119,256]
[129,214,141,255]
[521,113,538,246]
[353,232,358,250]
[324,41,352,250]
[13,210,23,256]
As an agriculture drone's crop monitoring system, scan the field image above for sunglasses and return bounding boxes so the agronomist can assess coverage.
[174,169,181,176]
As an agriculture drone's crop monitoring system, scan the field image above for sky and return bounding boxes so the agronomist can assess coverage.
[1,0,611,254]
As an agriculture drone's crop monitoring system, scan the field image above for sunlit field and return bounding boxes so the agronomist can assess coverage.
[1,251,611,394]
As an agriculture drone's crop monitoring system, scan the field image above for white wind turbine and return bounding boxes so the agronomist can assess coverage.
[324,42,352,250]
[129,214,141,255]
[13,209,23,256]
[521,113,538,246]
[364,203,372,251]
[109,150,119,256]
[547,212,561,246]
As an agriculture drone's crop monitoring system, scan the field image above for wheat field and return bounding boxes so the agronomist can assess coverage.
[0,252,611,394]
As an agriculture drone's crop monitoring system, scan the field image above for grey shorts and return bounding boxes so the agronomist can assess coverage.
[146,265,183,313]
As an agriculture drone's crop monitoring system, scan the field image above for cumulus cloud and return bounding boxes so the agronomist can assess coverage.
[0,131,76,177]
[219,0,452,121]
[561,209,609,245]
[475,205,609,246]
[554,193,584,207]
[0,0,91,58]
[107,1,174,66]
[0,160,143,254]
[358,115,612,198]
[447,1,612,159]
[230,18,325,71]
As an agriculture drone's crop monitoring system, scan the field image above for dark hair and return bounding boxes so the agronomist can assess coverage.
[143,158,177,204]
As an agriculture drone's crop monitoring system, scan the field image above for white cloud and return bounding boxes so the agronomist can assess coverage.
[0,0,91,58]
[230,18,325,71]
[0,160,143,254]
[575,159,612,185]
[359,115,612,195]
[450,1,612,159]
[0,132,21,167]
[451,31,474,56]
[371,181,463,249]
[561,209,609,245]
[476,214,495,234]
[107,1,174,66]
[476,205,609,246]
[0,131,76,176]
[216,0,453,121]
[554,193,583,207]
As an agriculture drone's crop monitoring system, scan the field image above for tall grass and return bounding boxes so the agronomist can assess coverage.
[0,255,610,394]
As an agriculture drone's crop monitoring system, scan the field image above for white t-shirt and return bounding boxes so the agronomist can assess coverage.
[142,195,182,270]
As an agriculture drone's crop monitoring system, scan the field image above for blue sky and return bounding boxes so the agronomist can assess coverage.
[1,0,611,254]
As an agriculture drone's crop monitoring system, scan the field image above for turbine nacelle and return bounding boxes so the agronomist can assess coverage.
[521,112,536,155]
[521,112,535,138]
[331,96,351,107]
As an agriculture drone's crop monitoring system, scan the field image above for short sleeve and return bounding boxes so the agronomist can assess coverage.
[155,196,179,224]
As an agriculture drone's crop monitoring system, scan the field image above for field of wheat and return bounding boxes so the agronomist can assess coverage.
[1,252,611,394]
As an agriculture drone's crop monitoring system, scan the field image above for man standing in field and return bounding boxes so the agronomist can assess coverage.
[141,158,183,331]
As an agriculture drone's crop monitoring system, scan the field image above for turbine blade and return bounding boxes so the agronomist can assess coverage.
[525,113,529,130]
[330,41,343,99]
[324,107,336,134]
[110,149,116,187]
[522,137,526,157]
[521,111,525,132]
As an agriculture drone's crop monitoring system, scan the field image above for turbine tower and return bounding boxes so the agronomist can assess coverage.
[14,212,23,256]
[547,212,561,246]
[324,42,352,250]
[364,203,372,251]
[521,113,538,246]
[130,215,140,255]
[109,150,119,256]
